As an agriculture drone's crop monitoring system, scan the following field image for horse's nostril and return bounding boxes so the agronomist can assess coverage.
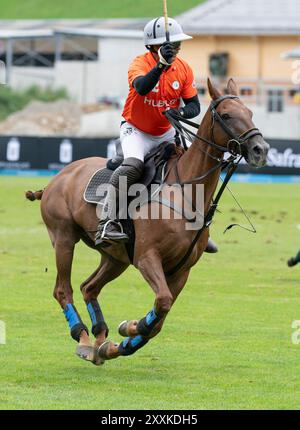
[252,145,262,156]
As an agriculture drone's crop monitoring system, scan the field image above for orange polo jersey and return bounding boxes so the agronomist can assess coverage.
[122,51,197,136]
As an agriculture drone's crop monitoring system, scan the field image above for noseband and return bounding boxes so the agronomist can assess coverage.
[209,95,263,156]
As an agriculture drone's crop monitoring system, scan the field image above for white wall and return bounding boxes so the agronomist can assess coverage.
[198,103,300,139]
[251,106,300,139]
[54,61,99,103]
[52,38,144,104]
[96,38,145,100]
[10,67,55,89]
[8,37,145,104]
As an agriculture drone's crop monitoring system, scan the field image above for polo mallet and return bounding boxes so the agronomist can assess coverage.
[163,0,170,42]
[162,1,187,149]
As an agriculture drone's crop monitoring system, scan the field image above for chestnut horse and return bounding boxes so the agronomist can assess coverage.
[26,79,269,365]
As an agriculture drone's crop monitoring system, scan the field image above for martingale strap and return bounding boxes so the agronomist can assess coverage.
[165,158,240,277]
[162,95,262,276]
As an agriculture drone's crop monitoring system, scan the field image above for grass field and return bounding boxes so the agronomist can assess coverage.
[0,0,204,19]
[0,176,299,410]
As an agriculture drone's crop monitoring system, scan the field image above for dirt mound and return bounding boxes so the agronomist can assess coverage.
[0,100,81,136]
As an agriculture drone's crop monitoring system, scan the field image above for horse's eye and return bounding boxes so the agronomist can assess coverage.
[221,113,231,120]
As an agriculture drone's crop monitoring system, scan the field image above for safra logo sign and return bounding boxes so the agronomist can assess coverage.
[267,147,300,168]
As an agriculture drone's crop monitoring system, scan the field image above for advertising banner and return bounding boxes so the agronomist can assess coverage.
[0,136,299,175]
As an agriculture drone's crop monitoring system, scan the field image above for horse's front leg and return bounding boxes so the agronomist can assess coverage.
[98,251,174,360]
[119,268,190,339]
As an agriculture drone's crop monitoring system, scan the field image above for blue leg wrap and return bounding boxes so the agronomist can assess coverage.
[87,299,109,337]
[118,335,149,356]
[137,306,162,336]
[63,303,89,342]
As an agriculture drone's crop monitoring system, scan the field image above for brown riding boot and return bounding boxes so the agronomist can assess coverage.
[287,257,298,267]
[287,250,300,267]
[95,219,129,246]
[205,237,218,253]
[94,157,144,247]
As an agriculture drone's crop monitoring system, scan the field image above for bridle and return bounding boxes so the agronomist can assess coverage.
[165,94,263,162]
[209,95,263,157]
[163,94,264,185]
[163,95,263,277]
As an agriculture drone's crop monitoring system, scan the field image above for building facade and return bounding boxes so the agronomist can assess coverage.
[176,0,300,138]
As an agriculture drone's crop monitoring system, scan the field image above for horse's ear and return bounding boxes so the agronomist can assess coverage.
[226,78,238,96]
[207,78,222,100]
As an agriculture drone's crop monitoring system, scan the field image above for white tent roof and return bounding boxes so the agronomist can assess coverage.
[0,19,145,41]
[54,28,143,39]
[281,46,300,59]
[176,0,300,35]
[0,29,53,39]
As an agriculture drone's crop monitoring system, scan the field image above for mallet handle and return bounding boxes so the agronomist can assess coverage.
[163,0,170,42]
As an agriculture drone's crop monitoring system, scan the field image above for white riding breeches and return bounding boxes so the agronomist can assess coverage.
[120,121,176,161]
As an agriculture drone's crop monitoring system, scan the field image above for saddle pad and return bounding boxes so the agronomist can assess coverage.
[84,168,113,204]
[83,167,135,263]
[84,161,167,205]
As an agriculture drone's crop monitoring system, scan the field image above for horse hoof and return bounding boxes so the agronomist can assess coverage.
[118,320,138,337]
[97,340,120,361]
[76,345,105,366]
[118,321,128,336]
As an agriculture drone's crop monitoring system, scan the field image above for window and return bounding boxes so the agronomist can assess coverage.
[209,52,229,77]
[58,36,98,62]
[267,89,284,112]
[0,38,56,68]
[197,86,206,96]
[0,36,99,68]
[288,89,297,99]
[8,53,55,67]
[240,87,253,97]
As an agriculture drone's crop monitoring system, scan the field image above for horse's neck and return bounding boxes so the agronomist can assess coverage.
[176,120,223,210]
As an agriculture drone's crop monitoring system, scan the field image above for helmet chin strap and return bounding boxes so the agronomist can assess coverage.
[148,46,160,60]
[149,46,158,53]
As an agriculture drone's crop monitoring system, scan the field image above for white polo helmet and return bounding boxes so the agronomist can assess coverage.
[144,17,192,46]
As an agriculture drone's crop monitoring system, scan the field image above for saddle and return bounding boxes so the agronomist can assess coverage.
[84,140,178,261]
[84,140,176,205]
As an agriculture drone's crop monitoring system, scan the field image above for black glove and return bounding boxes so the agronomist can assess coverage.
[158,42,175,66]
[163,108,184,119]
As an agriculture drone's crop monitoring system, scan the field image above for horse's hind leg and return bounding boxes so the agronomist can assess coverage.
[80,255,129,349]
[98,251,174,360]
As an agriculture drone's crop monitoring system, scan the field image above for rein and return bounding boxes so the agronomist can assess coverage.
[165,95,263,161]
[165,157,240,277]
[164,95,262,277]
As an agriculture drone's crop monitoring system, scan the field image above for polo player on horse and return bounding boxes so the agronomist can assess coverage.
[94,17,217,253]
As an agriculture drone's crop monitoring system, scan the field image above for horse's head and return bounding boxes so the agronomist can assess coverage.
[207,78,269,167]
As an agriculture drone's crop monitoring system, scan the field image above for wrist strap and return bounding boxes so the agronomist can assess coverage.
[157,62,166,70]
[158,47,172,66]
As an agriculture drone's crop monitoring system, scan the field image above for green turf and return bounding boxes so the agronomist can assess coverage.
[0,0,204,19]
[0,176,299,410]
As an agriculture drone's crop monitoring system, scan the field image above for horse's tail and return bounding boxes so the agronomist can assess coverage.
[25,189,44,201]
